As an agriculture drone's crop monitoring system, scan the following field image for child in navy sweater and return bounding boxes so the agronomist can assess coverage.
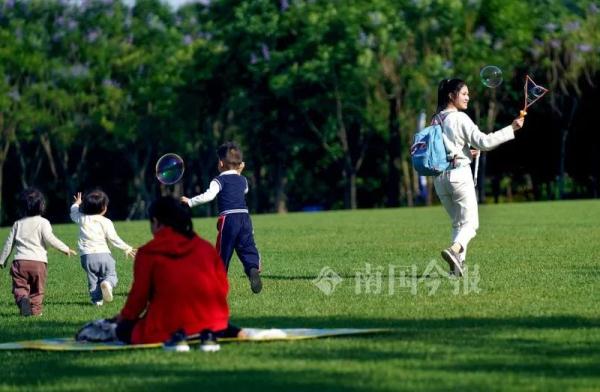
[181,142,262,293]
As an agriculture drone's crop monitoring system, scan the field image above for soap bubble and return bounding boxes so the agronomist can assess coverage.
[156,153,185,185]
[480,65,503,88]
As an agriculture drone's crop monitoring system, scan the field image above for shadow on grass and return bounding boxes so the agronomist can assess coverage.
[0,359,366,392]
[231,314,600,330]
[0,315,599,390]
[265,274,354,281]
[230,315,600,376]
[47,300,99,306]
[264,274,433,281]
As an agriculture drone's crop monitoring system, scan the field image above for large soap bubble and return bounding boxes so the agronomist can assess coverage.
[156,153,185,185]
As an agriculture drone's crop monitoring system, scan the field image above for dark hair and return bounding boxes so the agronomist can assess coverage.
[18,188,46,218]
[148,197,194,239]
[217,141,243,170]
[436,78,466,113]
[80,190,109,215]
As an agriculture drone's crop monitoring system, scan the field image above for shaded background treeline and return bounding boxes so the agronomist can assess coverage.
[0,0,599,224]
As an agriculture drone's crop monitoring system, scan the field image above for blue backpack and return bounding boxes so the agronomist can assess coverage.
[410,113,451,176]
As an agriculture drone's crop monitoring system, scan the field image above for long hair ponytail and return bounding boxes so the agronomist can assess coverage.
[436,78,466,114]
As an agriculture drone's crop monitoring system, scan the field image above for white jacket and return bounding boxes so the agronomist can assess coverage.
[0,216,70,265]
[70,204,132,256]
[438,109,515,168]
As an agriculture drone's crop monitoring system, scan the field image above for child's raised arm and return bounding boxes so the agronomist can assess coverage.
[0,222,17,268]
[182,180,221,208]
[70,192,83,223]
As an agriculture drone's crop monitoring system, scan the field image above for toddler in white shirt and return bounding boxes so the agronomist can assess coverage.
[70,190,136,306]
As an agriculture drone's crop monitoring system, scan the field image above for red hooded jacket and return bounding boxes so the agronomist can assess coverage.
[120,227,229,344]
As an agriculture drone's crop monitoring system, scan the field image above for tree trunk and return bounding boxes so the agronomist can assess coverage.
[127,148,152,220]
[305,80,367,210]
[0,138,10,224]
[349,171,357,210]
[39,133,59,180]
[401,159,414,207]
[61,141,89,209]
[251,165,259,214]
[476,152,487,203]
[274,162,288,213]
[492,176,500,204]
[558,98,578,199]
[479,98,498,203]
[0,112,14,224]
[387,97,401,207]
[14,140,27,189]
[342,167,357,210]
[334,83,357,210]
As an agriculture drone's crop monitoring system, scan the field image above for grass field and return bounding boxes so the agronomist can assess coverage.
[0,200,599,391]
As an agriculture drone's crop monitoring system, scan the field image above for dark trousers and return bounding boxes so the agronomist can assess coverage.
[115,320,241,344]
[215,213,260,275]
[10,260,48,315]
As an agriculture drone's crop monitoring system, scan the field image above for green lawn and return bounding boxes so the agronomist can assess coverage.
[1,200,599,391]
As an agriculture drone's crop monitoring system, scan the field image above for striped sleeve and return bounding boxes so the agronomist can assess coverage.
[188,179,221,207]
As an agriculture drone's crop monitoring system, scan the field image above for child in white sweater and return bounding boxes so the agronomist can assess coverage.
[70,190,136,306]
[0,189,76,316]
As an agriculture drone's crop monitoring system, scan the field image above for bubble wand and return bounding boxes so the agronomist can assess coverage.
[519,75,549,118]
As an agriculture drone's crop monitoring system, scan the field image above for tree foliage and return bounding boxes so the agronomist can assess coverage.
[0,0,599,224]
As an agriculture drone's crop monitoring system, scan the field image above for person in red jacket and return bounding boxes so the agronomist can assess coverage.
[115,197,240,344]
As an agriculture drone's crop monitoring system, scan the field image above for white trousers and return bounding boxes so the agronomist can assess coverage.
[433,166,479,262]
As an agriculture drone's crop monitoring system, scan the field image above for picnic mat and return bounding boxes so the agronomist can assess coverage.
[0,328,392,351]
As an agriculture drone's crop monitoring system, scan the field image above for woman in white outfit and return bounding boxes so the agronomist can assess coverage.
[433,79,524,276]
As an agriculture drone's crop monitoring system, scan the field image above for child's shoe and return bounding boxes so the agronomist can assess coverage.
[93,300,104,307]
[100,281,113,302]
[163,329,190,352]
[199,330,220,352]
[18,297,32,317]
[249,268,262,294]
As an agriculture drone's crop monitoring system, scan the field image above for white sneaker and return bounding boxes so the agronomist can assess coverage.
[441,248,464,277]
[163,330,190,352]
[100,281,114,302]
[199,330,220,352]
[93,300,104,306]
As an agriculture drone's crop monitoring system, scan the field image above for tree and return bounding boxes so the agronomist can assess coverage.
[0,2,50,222]
[111,0,192,218]
[532,0,600,198]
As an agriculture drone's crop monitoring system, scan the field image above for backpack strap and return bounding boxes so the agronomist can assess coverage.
[433,111,459,168]
[432,111,454,126]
